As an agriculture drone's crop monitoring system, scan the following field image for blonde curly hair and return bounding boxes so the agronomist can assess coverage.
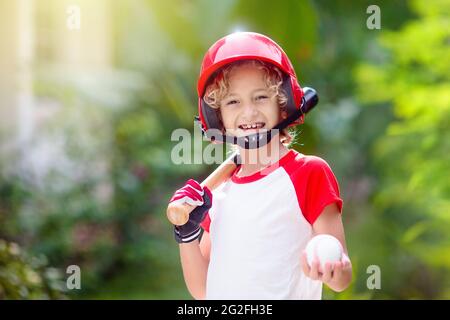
[203,60,294,145]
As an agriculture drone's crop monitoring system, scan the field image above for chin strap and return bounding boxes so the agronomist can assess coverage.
[196,87,318,150]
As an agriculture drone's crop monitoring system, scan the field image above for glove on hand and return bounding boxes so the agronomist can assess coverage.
[169,179,212,243]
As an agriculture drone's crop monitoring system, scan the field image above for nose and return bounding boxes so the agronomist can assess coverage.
[241,100,259,119]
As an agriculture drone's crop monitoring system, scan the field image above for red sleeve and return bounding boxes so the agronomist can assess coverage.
[286,155,343,225]
[200,212,211,233]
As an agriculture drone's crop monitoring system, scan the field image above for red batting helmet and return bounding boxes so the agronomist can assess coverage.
[197,32,305,132]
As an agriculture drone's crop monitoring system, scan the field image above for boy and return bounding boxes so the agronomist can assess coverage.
[169,32,352,299]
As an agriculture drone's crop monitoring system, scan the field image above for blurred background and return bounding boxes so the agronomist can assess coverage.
[0,0,449,299]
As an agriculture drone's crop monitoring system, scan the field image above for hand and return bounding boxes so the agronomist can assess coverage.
[169,179,212,243]
[301,251,352,292]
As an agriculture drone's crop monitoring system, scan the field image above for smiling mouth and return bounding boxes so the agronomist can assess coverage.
[238,122,266,131]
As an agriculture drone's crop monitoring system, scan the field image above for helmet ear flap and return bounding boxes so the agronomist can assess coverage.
[281,74,297,116]
[280,74,305,126]
[201,98,222,131]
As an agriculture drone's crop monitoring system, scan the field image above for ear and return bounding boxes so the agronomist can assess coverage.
[281,110,288,119]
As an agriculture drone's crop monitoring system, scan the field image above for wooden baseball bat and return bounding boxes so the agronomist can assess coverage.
[167,152,239,226]
[166,87,318,226]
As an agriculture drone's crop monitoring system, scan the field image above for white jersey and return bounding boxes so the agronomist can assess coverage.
[200,150,343,300]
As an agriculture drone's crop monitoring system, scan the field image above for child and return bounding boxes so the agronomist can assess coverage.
[169,32,352,299]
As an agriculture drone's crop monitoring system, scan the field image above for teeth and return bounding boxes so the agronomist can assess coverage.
[240,122,264,130]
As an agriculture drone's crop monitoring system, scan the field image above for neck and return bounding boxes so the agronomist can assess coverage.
[236,139,289,176]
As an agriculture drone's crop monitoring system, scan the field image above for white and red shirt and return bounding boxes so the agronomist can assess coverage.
[200,149,343,300]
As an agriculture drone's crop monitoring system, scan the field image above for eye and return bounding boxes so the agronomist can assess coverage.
[225,99,239,106]
[255,95,269,101]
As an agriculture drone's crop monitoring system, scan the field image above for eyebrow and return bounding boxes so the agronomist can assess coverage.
[226,88,268,97]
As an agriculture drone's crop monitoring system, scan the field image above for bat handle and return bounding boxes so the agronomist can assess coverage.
[167,202,195,226]
[166,152,239,226]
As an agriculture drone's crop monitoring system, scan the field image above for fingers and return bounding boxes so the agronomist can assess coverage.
[309,259,321,281]
[301,251,322,281]
[185,179,203,193]
[321,262,333,283]
[343,259,351,270]
[301,251,310,276]
[172,187,203,201]
[170,179,205,205]
[302,252,352,286]
[171,196,204,207]
[331,261,343,281]
[332,254,351,281]
[170,189,204,206]
[342,253,352,268]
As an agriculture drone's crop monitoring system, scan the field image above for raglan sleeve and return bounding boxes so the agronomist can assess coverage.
[291,157,343,225]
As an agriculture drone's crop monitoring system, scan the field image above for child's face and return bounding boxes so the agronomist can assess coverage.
[219,65,281,137]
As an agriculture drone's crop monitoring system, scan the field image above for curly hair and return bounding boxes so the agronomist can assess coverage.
[203,60,294,145]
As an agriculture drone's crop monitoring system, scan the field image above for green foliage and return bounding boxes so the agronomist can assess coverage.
[354,0,450,298]
[0,239,66,299]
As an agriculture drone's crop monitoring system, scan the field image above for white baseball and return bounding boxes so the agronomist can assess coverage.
[305,234,343,272]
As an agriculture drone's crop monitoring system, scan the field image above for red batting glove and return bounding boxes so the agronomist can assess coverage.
[169,179,212,243]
